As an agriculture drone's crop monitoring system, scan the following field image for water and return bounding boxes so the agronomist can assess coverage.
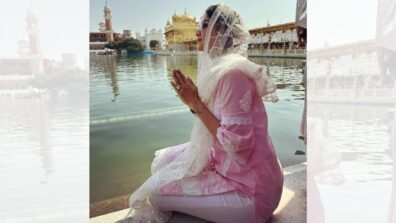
[89,54,306,216]
[309,102,394,222]
[0,98,88,222]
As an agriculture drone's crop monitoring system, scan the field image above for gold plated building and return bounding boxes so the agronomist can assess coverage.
[164,9,198,51]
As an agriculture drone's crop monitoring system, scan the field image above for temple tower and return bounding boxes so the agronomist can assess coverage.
[26,1,43,74]
[103,0,114,42]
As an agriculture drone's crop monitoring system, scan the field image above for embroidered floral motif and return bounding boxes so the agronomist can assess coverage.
[217,128,241,155]
[216,128,248,176]
[217,128,246,154]
[177,172,236,195]
[221,116,253,125]
[180,178,201,196]
[239,90,252,112]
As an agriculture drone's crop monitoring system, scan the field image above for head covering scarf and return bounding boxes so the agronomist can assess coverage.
[121,4,277,223]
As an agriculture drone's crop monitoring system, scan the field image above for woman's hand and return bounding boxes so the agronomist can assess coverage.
[170,68,220,136]
[170,69,203,111]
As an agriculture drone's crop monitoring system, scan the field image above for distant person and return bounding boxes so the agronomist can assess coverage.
[296,27,307,49]
[120,4,283,223]
[295,0,307,49]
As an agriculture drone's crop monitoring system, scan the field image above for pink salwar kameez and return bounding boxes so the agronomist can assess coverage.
[150,71,283,223]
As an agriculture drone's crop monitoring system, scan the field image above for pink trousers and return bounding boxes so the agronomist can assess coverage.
[148,191,255,223]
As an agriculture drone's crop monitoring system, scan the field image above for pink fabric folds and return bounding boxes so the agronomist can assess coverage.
[157,70,284,223]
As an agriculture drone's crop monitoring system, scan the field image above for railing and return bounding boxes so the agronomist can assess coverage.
[89,49,116,55]
[153,50,198,56]
[309,88,396,103]
[247,49,306,57]
[152,49,306,57]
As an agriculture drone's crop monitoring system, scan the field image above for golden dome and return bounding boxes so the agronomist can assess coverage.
[182,9,194,20]
[172,11,180,20]
[171,9,196,22]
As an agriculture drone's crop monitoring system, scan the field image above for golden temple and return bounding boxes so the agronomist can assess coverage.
[164,9,198,51]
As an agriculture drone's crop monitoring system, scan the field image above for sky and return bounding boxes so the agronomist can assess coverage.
[0,0,380,59]
[308,0,378,49]
[0,0,89,62]
[90,0,298,33]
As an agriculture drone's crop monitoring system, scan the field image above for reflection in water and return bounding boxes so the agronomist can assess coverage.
[36,100,54,183]
[250,57,305,84]
[108,57,120,102]
[311,104,393,181]
[92,55,120,102]
[0,99,88,222]
[309,103,394,223]
[166,55,198,81]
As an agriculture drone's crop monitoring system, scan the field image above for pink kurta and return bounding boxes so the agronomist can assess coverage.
[156,70,284,222]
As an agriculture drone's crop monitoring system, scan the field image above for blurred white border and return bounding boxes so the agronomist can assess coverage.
[0,0,88,222]
[308,0,396,222]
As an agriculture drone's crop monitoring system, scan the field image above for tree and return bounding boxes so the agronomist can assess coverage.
[105,41,117,50]
[105,38,144,54]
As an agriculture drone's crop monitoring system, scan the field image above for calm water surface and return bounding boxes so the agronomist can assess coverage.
[0,98,88,222]
[309,102,394,222]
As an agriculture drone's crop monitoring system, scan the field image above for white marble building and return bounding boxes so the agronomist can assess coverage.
[249,30,298,48]
[136,28,165,50]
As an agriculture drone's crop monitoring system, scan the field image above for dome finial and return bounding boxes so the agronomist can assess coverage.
[104,0,110,10]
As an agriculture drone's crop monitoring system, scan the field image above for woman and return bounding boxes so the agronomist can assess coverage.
[121,4,283,223]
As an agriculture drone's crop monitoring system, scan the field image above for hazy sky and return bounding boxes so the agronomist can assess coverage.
[309,0,377,49]
[0,0,379,59]
[0,0,88,60]
[90,0,298,33]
